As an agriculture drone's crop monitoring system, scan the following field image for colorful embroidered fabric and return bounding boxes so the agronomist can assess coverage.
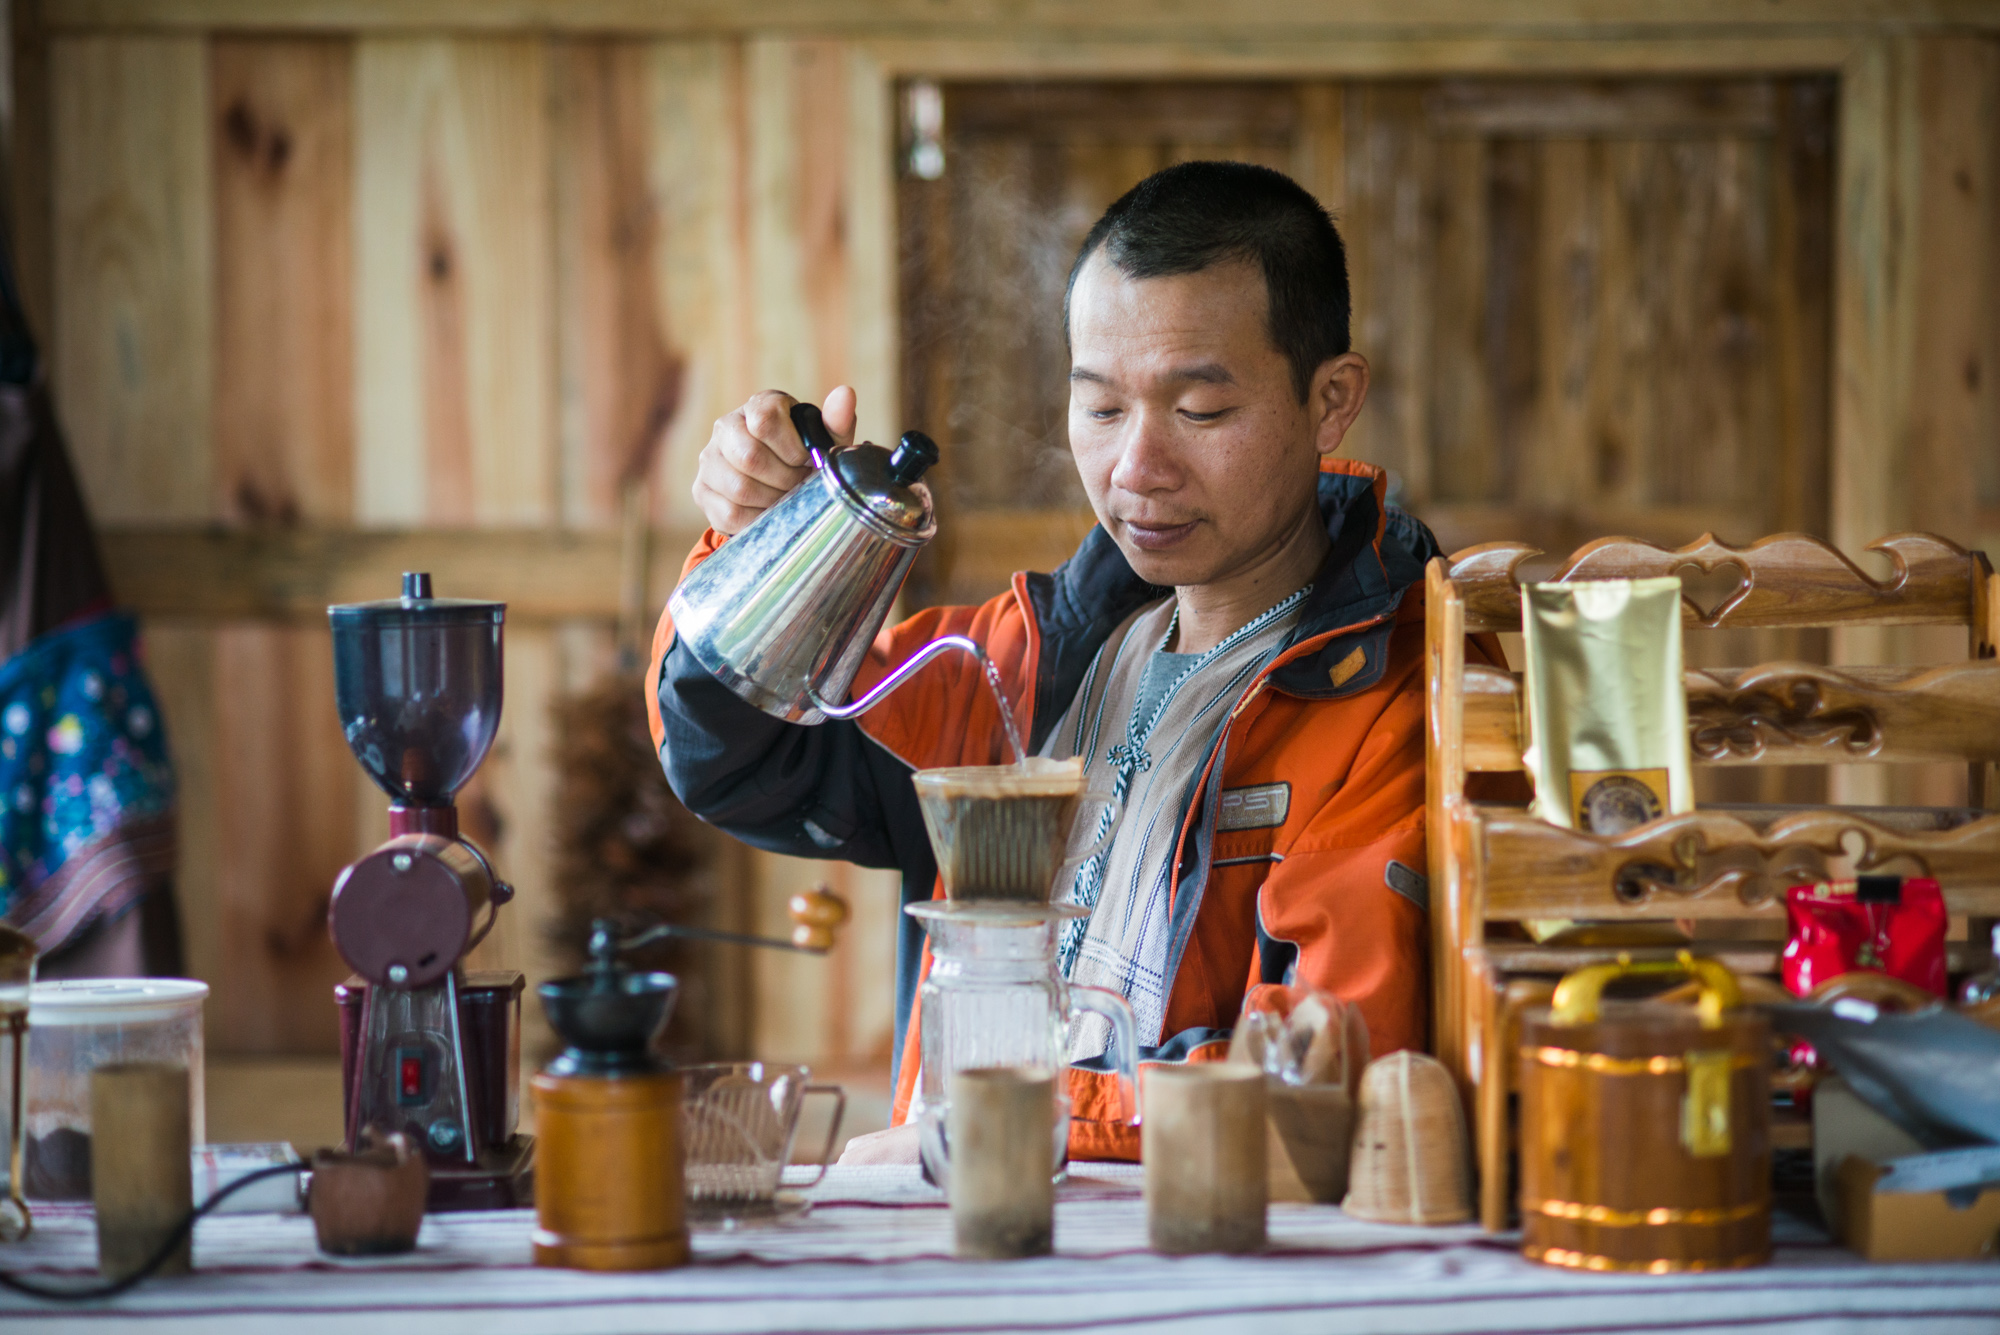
[0,610,174,935]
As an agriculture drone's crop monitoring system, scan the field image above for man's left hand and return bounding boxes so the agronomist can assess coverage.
[835,1122,921,1165]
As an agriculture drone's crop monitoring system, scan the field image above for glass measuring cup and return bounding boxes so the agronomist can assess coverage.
[909,902,1136,1188]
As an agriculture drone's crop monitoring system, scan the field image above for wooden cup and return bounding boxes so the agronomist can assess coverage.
[1142,1063,1266,1254]
[947,1067,1055,1259]
[309,1133,429,1256]
[91,1063,193,1281]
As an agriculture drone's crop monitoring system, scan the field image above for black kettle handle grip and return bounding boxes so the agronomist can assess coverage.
[790,401,839,465]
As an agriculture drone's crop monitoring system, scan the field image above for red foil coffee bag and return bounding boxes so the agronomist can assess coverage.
[1780,875,1948,998]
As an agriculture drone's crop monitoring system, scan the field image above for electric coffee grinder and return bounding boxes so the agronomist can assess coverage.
[325,573,532,1210]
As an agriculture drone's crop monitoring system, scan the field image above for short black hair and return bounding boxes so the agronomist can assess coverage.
[1064,161,1351,402]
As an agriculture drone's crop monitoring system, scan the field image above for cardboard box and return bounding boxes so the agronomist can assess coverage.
[1812,1075,1924,1232]
[1836,1156,2000,1262]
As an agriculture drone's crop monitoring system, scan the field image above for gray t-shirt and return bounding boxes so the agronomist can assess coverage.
[1129,650,1204,741]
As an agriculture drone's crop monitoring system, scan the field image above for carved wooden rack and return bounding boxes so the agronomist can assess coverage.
[1426,530,2000,1232]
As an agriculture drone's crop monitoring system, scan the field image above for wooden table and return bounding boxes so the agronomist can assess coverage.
[3,1165,1998,1333]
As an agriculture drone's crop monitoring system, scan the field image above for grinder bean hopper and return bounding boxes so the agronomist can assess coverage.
[326,573,532,1211]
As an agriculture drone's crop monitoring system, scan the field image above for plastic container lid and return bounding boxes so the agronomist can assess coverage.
[327,570,505,629]
[28,978,210,1027]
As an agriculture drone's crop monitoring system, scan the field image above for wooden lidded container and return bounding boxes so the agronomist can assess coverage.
[1518,952,1770,1273]
[532,1068,686,1270]
[531,967,688,1271]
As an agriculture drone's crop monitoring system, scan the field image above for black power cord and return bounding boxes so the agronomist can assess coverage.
[0,1162,308,1303]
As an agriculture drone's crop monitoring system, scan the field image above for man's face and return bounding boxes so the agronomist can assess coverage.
[1067,254,1327,590]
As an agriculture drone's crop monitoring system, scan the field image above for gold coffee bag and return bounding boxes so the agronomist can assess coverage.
[1521,577,1692,835]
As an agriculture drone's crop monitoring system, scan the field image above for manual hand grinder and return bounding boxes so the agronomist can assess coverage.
[325,572,532,1211]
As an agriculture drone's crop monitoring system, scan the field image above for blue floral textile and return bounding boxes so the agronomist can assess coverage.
[0,611,173,920]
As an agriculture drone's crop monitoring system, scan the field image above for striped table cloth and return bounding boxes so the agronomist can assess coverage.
[3,1164,1998,1333]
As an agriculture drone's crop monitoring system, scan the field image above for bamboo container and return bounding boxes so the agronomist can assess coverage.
[947,1067,1055,1259]
[1228,988,1364,1203]
[1518,955,1770,1272]
[90,1063,192,1280]
[1265,1082,1354,1203]
[1142,1063,1266,1254]
[531,1069,688,1271]
[1342,1052,1473,1225]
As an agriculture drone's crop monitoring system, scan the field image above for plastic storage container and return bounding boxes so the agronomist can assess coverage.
[24,978,208,1199]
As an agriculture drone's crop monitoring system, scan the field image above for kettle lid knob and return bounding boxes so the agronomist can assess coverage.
[886,431,940,485]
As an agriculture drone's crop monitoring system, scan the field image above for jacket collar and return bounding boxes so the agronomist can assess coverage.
[1018,459,1440,752]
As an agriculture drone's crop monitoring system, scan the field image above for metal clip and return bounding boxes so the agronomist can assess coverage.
[1681,1048,1734,1157]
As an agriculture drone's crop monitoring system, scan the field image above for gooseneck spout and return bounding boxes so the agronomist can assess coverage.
[805,634,983,720]
[808,634,1026,764]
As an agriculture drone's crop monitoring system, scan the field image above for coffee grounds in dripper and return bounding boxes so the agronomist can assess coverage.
[912,758,1084,903]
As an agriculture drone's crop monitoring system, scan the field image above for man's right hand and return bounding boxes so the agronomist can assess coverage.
[693,385,858,535]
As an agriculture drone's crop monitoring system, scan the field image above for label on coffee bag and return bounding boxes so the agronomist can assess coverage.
[1567,768,1671,835]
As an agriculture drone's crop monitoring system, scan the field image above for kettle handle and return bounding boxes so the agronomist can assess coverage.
[790,401,838,469]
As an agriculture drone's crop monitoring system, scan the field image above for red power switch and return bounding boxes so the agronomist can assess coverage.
[398,1051,424,1103]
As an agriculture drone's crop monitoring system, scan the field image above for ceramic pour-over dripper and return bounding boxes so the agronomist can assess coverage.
[911,758,1118,904]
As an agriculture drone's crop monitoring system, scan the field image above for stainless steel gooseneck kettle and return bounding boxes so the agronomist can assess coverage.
[668,403,980,725]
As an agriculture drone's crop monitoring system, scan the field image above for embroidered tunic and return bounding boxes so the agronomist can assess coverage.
[1043,587,1309,1052]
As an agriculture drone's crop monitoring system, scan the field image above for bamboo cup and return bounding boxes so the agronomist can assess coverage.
[91,1063,193,1280]
[947,1067,1055,1259]
[1142,1063,1266,1254]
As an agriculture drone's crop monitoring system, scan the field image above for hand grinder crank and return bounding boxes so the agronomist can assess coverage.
[325,573,532,1211]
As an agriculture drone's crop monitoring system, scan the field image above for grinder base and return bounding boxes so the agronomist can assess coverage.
[335,971,530,1212]
[532,1232,689,1271]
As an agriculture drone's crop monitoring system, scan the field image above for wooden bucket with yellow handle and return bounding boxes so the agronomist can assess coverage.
[1518,951,1771,1273]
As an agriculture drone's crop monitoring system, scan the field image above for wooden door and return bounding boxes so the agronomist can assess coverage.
[898,77,1835,611]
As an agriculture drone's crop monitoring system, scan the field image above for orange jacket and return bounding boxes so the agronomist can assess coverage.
[648,458,1505,1161]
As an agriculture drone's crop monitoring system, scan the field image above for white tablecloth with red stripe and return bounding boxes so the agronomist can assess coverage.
[3,1164,1997,1333]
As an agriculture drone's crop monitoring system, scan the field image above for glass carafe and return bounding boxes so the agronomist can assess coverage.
[909,902,1136,1187]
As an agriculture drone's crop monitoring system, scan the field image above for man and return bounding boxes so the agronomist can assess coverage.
[648,161,1505,1161]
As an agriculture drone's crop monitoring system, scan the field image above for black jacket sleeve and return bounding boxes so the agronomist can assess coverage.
[656,638,938,1061]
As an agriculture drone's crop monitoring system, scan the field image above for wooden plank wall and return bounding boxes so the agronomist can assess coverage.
[1830,36,2000,806]
[33,29,903,1069]
[914,75,1824,599]
[12,7,2000,1071]
[906,77,1837,610]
